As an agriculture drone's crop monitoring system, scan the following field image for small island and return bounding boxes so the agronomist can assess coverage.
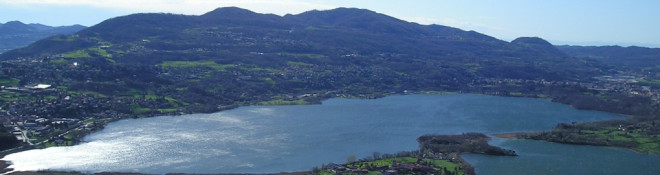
[314,133,516,175]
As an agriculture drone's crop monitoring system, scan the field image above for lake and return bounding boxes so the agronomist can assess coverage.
[3,94,659,174]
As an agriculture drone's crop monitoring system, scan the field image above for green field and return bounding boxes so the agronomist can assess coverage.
[160,60,234,71]
[341,157,467,175]
[0,78,19,86]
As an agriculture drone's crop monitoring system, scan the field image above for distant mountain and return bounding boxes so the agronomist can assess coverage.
[0,21,86,53]
[557,45,660,73]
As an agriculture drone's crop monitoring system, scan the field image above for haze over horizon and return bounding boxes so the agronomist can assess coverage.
[1,0,659,48]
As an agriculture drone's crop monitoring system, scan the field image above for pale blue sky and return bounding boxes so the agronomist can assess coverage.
[1,0,658,47]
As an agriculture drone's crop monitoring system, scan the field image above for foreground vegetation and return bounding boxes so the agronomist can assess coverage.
[317,157,467,175]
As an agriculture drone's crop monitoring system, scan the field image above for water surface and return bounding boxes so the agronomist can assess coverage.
[462,137,660,174]
[5,94,655,174]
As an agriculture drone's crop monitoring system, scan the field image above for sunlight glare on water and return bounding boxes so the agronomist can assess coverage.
[3,94,644,174]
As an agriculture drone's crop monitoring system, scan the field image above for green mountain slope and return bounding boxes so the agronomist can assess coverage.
[0,7,607,117]
[2,7,600,79]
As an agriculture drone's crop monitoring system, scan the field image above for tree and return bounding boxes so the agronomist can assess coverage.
[372,152,381,160]
[346,155,356,163]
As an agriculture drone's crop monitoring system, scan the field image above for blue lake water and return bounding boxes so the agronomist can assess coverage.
[462,137,660,175]
[3,94,659,174]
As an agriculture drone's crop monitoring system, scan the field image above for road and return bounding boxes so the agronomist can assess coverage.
[20,130,32,145]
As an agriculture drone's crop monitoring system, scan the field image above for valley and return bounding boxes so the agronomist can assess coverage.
[1,6,660,174]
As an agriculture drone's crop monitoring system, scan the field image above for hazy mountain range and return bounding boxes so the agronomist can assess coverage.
[0,21,86,53]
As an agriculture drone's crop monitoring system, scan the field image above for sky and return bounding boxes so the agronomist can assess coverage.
[1,0,659,47]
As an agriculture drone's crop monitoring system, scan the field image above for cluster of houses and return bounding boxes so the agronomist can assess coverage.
[474,74,660,102]
[324,160,436,175]
[584,75,659,100]
[0,83,138,145]
[1,114,80,143]
[319,152,464,175]
[1,84,54,93]
[322,159,458,175]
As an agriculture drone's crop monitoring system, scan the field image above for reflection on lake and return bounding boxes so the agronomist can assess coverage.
[5,94,656,174]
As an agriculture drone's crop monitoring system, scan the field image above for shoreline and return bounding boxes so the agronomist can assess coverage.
[0,92,636,152]
[1,92,657,174]
[491,131,547,139]
[491,131,660,156]
[0,160,12,174]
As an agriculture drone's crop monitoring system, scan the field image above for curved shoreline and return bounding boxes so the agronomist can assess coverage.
[1,92,657,174]
[491,131,546,139]
[0,92,638,153]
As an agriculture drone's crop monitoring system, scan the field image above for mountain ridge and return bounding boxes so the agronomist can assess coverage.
[0,21,86,53]
[1,7,602,82]
[557,45,660,72]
